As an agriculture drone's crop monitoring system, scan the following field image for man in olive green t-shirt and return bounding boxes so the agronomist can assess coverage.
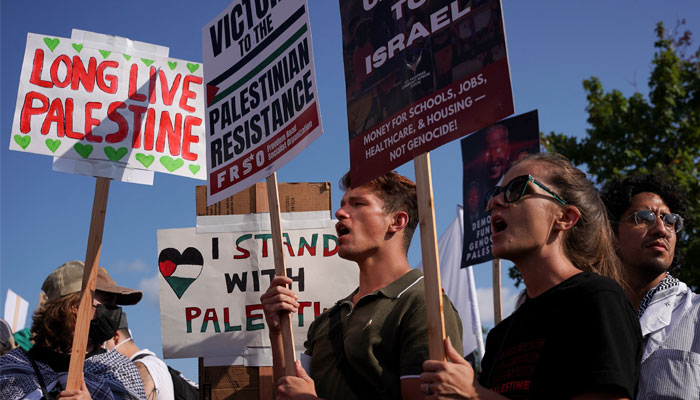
[261,171,463,400]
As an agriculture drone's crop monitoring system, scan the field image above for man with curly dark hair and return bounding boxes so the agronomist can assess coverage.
[601,174,699,399]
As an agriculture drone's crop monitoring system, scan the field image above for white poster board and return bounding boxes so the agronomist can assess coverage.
[202,0,323,204]
[10,32,207,180]
[158,221,356,364]
[4,289,29,333]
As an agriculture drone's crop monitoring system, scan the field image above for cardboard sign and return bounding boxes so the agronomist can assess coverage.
[158,224,357,362]
[203,0,323,205]
[460,110,540,265]
[339,0,514,186]
[9,33,206,179]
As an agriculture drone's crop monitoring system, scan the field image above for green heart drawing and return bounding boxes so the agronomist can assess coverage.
[43,37,60,52]
[45,139,61,153]
[189,164,200,175]
[160,156,184,172]
[123,54,132,61]
[135,153,155,168]
[141,58,154,66]
[72,43,83,53]
[104,146,128,161]
[99,50,112,59]
[14,135,31,150]
[73,143,93,159]
[168,61,178,70]
[186,63,200,73]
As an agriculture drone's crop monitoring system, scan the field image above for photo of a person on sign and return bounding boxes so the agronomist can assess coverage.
[484,124,510,187]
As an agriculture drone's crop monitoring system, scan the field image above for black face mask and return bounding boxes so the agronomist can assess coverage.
[89,304,122,345]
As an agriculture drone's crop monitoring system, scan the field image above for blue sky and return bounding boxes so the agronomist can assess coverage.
[2,0,698,381]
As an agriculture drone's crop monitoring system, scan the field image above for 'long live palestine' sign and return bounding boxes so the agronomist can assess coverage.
[203,0,323,205]
[10,33,206,179]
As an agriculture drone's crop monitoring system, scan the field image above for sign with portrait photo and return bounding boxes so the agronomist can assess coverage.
[461,110,540,266]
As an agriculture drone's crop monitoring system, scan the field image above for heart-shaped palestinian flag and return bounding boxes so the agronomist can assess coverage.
[158,247,204,299]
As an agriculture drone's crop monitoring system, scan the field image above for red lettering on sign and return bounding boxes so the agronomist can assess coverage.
[106,102,128,143]
[50,55,72,88]
[29,49,52,88]
[64,98,84,140]
[96,60,118,94]
[71,56,96,92]
[20,91,49,133]
[84,102,102,143]
[203,308,219,323]
[128,105,147,148]
[159,71,181,106]
[156,111,181,156]
[42,98,65,136]
[148,66,157,104]
[144,108,157,151]
[128,64,147,101]
[182,115,201,161]
[179,75,201,112]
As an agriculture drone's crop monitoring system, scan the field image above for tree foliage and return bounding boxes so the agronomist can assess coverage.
[540,21,700,290]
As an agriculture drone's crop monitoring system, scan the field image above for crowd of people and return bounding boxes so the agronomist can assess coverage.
[0,151,697,399]
[263,153,698,399]
[0,261,182,399]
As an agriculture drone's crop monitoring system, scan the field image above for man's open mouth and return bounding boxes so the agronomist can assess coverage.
[336,224,350,237]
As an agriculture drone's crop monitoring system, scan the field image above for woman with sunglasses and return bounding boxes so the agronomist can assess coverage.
[420,153,641,399]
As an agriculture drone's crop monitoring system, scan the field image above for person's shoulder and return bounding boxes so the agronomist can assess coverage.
[0,347,29,367]
[133,349,167,366]
[566,271,626,295]
[388,269,426,300]
[87,350,137,373]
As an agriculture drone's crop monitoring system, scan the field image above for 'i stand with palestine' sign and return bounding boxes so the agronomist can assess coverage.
[203,0,323,205]
[339,0,514,184]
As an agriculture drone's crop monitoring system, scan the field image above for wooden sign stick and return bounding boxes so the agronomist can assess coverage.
[66,176,111,390]
[266,173,297,378]
[414,152,446,361]
[492,259,502,324]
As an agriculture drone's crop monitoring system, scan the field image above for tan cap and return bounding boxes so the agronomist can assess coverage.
[41,260,142,305]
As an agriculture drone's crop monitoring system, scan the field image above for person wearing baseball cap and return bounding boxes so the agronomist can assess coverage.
[0,260,146,400]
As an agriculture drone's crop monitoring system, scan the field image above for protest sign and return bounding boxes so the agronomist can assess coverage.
[339,0,514,185]
[3,289,29,333]
[158,223,356,362]
[460,110,540,266]
[9,33,206,179]
[203,0,323,205]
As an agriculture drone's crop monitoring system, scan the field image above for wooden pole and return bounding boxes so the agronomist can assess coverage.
[266,173,297,377]
[413,152,446,361]
[492,259,502,324]
[12,298,21,332]
[66,177,111,390]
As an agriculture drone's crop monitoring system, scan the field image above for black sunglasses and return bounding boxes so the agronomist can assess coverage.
[484,175,567,212]
[625,209,684,233]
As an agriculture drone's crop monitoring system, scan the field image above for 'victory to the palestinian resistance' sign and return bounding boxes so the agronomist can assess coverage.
[158,224,357,361]
[203,0,323,205]
[340,0,514,185]
[9,33,207,179]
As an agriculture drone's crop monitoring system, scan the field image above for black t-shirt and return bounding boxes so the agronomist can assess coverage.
[479,272,641,399]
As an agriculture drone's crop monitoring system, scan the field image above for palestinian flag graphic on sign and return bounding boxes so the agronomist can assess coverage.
[158,247,204,299]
